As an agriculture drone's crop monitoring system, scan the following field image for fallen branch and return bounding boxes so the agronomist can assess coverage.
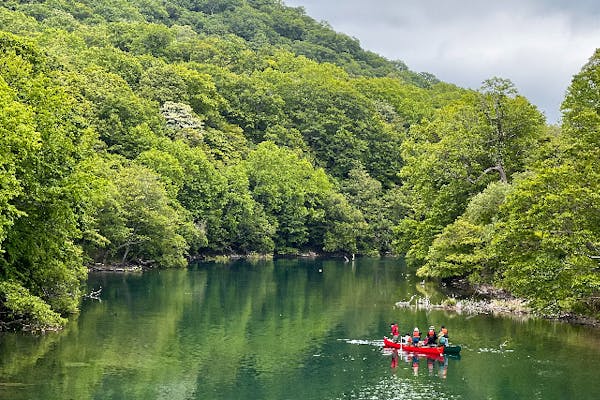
[84,287,102,301]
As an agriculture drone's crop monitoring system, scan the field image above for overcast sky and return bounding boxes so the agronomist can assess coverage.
[284,0,600,123]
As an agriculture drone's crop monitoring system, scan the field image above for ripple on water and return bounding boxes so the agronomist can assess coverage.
[339,338,384,347]
[477,347,514,354]
[334,375,461,400]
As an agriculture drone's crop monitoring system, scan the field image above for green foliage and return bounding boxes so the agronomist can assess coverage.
[418,182,512,279]
[138,63,224,118]
[245,142,334,253]
[136,149,185,198]
[340,166,402,254]
[0,76,35,247]
[82,46,144,86]
[0,280,66,331]
[71,66,164,157]
[490,167,600,313]
[78,155,202,267]
[414,51,600,316]
[321,192,366,255]
[0,34,95,316]
[113,164,197,267]
[561,49,600,151]
[395,83,545,266]
[485,50,600,314]
[215,164,275,254]
[1,0,598,327]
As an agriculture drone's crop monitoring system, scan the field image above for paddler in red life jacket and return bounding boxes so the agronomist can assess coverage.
[412,327,421,346]
[424,325,438,347]
[438,325,449,346]
[390,322,400,342]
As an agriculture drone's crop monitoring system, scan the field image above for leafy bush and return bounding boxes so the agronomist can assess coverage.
[0,281,67,332]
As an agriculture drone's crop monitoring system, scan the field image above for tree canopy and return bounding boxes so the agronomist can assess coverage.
[0,1,598,329]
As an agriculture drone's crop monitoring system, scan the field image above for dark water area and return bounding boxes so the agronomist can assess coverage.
[1,258,600,399]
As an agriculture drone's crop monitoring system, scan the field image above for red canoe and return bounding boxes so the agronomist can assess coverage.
[383,337,445,356]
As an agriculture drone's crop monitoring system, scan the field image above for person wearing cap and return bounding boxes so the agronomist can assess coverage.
[412,327,421,346]
[425,325,438,346]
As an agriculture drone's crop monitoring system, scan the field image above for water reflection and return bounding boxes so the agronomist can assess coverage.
[390,348,399,369]
[384,347,451,379]
[337,373,461,400]
[1,258,600,400]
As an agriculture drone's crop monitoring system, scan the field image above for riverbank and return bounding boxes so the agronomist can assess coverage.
[88,263,144,272]
[460,282,600,328]
[394,279,600,328]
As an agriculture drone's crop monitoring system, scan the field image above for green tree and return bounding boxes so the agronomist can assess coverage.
[165,141,228,253]
[419,182,512,279]
[0,76,36,248]
[245,142,333,253]
[83,158,200,268]
[477,78,544,183]
[136,149,185,198]
[395,81,544,267]
[138,63,224,118]
[488,50,600,315]
[70,66,164,158]
[215,165,276,254]
[0,35,98,321]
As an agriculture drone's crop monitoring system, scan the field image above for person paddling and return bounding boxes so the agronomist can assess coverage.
[425,325,438,347]
[440,325,448,339]
[412,327,421,346]
[439,325,449,346]
[390,322,400,342]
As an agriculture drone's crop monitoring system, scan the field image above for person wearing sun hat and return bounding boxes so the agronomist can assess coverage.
[412,327,421,346]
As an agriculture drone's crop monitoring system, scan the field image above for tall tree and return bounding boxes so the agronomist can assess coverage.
[487,50,600,315]
[395,79,544,267]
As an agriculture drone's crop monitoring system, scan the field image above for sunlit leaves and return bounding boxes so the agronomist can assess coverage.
[245,142,333,253]
[0,77,38,248]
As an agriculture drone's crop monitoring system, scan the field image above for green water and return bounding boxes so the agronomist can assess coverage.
[1,258,600,400]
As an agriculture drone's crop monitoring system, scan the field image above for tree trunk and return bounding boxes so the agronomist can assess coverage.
[121,245,130,265]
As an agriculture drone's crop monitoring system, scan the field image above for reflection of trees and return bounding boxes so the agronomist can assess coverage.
[0,326,65,376]
[0,259,402,399]
[2,259,600,399]
[191,259,399,397]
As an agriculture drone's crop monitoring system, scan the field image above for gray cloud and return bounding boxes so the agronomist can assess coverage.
[284,0,600,123]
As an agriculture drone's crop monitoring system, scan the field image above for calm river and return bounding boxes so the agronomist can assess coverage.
[1,258,600,399]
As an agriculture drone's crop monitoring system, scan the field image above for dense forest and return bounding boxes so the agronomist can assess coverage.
[0,0,598,330]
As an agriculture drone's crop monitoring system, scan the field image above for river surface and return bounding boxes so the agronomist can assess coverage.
[1,258,600,400]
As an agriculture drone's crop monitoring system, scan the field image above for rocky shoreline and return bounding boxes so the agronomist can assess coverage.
[395,280,600,328]
[88,263,144,272]
[394,295,530,317]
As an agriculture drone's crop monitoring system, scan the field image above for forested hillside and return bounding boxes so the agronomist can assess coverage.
[0,0,598,330]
